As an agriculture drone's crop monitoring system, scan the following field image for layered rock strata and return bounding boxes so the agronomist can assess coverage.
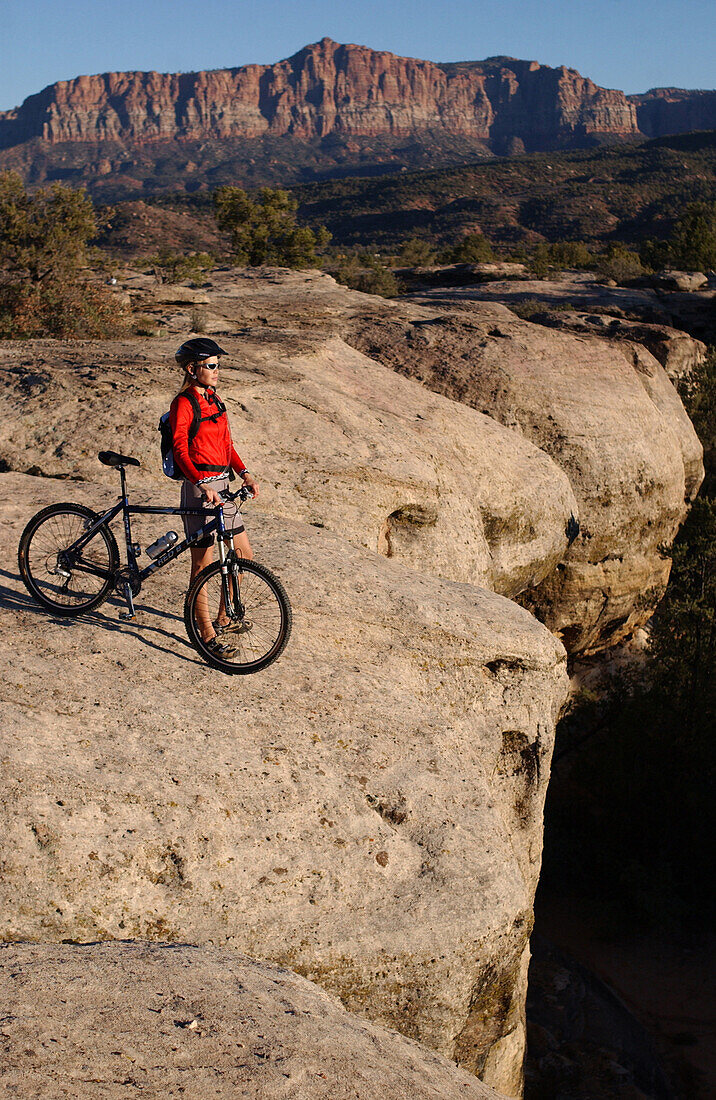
[1,475,568,1097]
[0,942,507,1099]
[0,38,638,153]
[629,88,716,138]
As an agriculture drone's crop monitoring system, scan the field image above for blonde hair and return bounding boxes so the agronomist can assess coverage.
[178,369,196,394]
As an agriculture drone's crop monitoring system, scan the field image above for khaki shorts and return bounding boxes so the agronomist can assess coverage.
[180,477,245,548]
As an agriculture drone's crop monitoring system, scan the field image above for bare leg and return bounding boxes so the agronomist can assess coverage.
[190,543,215,641]
[233,529,253,561]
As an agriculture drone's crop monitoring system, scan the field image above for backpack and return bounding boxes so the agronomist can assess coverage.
[159,390,227,479]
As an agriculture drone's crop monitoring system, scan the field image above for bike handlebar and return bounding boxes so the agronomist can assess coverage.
[219,485,254,504]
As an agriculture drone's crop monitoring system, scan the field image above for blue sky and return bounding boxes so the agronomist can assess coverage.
[2,0,714,111]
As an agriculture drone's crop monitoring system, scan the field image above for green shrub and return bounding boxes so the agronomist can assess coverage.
[595,243,644,283]
[143,250,215,284]
[214,186,330,268]
[329,253,399,297]
[509,298,548,319]
[0,170,124,338]
[641,201,716,272]
[547,240,594,269]
[398,237,437,266]
[441,232,495,264]
[522,240,595,277]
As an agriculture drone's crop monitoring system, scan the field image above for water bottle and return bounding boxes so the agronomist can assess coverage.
[146,531,178,559]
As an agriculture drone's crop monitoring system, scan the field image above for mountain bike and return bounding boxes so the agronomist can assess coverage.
[17,451,291,674]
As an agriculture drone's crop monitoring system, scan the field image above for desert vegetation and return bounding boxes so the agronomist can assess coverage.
[213,185,330,268]
[84,135,715,302]
[641,200,716,272]
[0,171,124,338]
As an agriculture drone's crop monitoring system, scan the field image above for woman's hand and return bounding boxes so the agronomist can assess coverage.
[201,485,223,506]
[242,472,260,499]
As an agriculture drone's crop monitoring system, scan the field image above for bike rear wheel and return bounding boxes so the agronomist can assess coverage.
[184,558,291,674]
[18,502,119,615]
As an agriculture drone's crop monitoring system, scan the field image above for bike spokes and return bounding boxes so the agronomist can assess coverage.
[19,504,118,615]
[184,559,291,674]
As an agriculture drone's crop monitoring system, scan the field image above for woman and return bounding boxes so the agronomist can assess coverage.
[170,337,259,657]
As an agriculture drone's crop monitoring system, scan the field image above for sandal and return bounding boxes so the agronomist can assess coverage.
[212,617,253,636]
[205,636,238,659]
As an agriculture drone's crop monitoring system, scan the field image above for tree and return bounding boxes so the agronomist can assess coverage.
[398,237,437,267]
[213,186,330,268]
[442,232,494,264]
[667,202,716,271]
[547,240,593,269]
[641,201,716,272]
[648,498,716,731]
[595,243,643,283]
[0,171,122,338]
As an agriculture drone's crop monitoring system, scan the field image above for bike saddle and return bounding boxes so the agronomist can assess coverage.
[98,450,141,468]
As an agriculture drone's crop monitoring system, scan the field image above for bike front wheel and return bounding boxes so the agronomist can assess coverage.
[18,502,119,615]
[184,558,292,674]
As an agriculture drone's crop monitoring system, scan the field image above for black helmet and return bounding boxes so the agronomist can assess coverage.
[175,338,228,368]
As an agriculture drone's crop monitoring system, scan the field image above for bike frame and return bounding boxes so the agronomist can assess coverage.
[67,465,239,618]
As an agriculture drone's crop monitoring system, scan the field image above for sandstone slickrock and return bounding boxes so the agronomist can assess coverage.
[0,309,578,602]
[652,270,709,293]
[519,308,707,382]
[407,273,716,343]
[0,942,508,1100]
[0,38,639,154]
[1,474,568,1097]
[347,291,703,653]
[0,267,702,1093]
[2,265,701,655]
[398,263,528,289]
[407,275,675,323]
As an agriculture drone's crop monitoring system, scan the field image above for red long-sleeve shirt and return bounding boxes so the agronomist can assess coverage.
[169,387,246,485]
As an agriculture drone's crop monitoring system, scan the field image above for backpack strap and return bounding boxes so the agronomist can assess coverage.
[177,390,226,445]
[179,390,202,445]
[202,392,227,424]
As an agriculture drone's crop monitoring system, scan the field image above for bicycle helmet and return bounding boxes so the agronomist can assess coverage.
[175,338,228,368]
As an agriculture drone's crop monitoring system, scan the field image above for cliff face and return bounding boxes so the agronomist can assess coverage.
[629,87,716,138]
[0,268,703,1097]
[0,38,639,154]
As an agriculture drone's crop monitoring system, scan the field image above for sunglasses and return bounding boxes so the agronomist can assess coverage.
[195,362,219,369]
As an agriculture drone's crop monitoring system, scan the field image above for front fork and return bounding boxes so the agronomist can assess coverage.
[218,536,244,621]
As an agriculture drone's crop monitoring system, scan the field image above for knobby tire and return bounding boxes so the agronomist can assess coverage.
[184,558,291,674]
[18,502,119,616]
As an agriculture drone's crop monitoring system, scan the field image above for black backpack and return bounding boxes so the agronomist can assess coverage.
[159,391,226,479]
